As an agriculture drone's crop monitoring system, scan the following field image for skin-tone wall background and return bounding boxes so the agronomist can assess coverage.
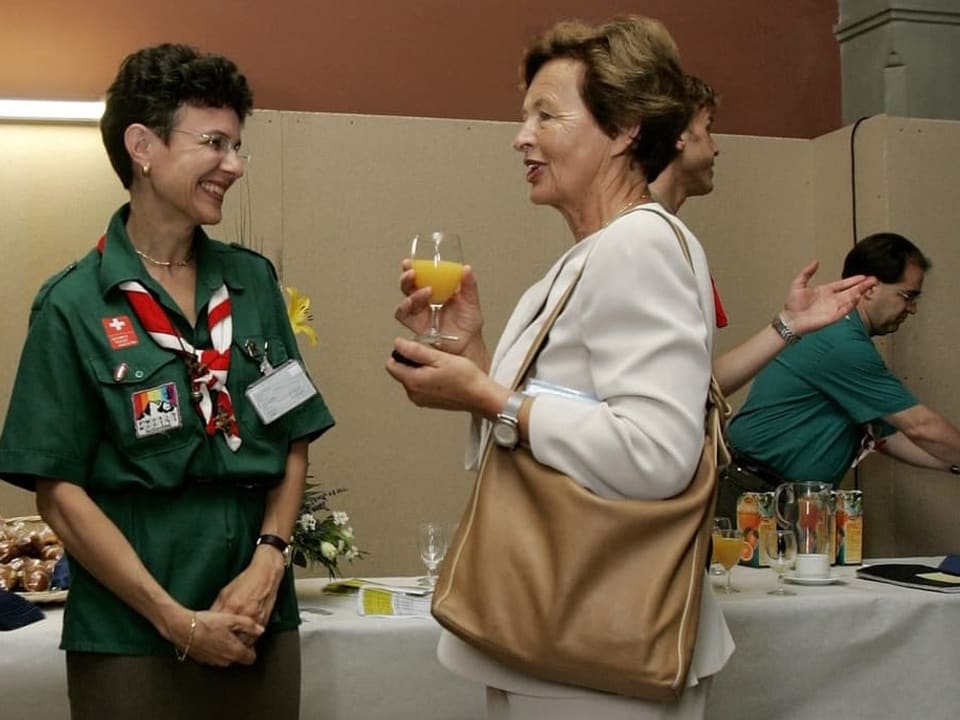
[0,0,841,138]
[2,112,959,576]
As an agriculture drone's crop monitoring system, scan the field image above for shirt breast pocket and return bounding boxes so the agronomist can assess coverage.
[89,353,195,456]
[231,335,291,439]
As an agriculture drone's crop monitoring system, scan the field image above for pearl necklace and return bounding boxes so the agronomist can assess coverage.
[135,247,193,268]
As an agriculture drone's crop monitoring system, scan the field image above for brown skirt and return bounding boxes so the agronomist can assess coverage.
[66,629,300,720]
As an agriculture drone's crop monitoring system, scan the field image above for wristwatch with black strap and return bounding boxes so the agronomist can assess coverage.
[492,391,525,450]
[256,533,293,567]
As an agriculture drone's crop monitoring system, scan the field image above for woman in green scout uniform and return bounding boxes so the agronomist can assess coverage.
[0,44,333,719]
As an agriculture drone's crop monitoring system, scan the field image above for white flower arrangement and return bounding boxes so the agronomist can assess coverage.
[290,484,364,578]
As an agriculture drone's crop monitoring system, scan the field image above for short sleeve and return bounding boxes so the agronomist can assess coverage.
[0,300,101,490]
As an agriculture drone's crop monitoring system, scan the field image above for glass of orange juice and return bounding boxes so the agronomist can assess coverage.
[711,517,732,577]
[410,231,465,345]
[714,528,744,594]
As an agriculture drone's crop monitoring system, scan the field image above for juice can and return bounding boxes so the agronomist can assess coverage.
[737,492,776,567]
[827,491,838,565]
[836,489,863,565]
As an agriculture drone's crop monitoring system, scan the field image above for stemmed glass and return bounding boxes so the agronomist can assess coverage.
[416,522,448,588]
[410,231,465,345]
[711,517,732,577]
[714,528,744,594]
[763,528,798,596]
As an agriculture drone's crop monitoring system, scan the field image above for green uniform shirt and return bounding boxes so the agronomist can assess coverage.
[726,311,916,486]
[0,205,334,654]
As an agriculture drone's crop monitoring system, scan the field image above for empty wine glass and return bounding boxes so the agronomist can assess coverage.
[711,517,732,577]
[763,528,798,596]
[416,522,448,588]
[410,231,464,345]
[714,528,744,594]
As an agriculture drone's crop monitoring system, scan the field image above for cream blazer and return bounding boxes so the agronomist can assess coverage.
[441,204,735,698]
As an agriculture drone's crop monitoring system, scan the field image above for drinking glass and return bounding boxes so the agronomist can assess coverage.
[711,517,732,577]
[410,231,465,345]
[714,528,744,594]
[416,521,448,588]
[763,528,798,596]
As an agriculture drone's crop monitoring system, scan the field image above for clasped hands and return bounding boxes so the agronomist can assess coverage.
[175,546,285,667]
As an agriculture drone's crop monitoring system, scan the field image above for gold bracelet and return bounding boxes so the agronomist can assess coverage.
[175,613,197,662]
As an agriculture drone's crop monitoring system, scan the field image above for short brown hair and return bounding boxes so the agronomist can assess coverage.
[521,15,690,181]
[685,74,718,112]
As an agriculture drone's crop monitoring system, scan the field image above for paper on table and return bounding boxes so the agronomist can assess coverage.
[324,577,430,596]
[357,585,433,617]
[917,572,960,585]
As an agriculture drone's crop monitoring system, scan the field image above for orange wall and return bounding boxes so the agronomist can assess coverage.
[1,0,839,137]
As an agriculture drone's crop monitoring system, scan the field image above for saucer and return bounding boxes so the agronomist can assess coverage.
[784,574,841,586]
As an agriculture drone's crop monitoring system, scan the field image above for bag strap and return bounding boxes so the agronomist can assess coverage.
[507,205,730,462]
[635,208,729,410]
[506,257,589,392]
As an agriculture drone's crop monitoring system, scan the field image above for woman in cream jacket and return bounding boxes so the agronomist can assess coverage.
[387,16,870,720]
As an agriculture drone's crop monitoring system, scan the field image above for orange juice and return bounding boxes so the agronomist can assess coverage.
[412,260,464,304]
[715,537,744,570]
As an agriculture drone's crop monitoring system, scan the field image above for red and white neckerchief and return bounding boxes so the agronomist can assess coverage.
[98,235,241,451]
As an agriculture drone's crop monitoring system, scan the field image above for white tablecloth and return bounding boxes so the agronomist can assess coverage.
[3,559,958,719]
[707,558,960,720]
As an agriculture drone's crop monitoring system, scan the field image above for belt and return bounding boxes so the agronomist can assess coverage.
[727,448,785,490]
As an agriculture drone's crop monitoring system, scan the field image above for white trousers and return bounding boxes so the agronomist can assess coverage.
[485,678,711,720]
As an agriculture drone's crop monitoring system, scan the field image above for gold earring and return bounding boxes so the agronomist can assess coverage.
[141,163,150,177]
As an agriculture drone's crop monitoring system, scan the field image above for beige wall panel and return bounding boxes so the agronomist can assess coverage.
[3,112,959,572]
[680,134,815,408]
[0,123,126,518]
[219,110,285,264]
[872,117,960,555]
[812,125,857,275]
[278,113,566,576]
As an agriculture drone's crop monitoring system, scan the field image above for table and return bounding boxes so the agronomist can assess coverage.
[296,578,484,719]
[3,560,958,719]
[707,558,960,720]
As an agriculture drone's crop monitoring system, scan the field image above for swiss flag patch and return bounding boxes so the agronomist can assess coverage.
[102,315,139,349]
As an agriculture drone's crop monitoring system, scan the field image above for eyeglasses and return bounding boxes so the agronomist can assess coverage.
[169,128,251,164]
[896,289,921,304]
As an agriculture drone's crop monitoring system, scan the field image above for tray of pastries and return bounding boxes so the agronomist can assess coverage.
[0,514,68,603]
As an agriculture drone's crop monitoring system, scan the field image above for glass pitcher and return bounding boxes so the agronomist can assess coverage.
[773,481,833,576]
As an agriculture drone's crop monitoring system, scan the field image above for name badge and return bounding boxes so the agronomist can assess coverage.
[245,359,318,425]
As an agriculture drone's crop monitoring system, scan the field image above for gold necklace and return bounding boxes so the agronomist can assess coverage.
[603,193,652,229]
[135,247,193,268]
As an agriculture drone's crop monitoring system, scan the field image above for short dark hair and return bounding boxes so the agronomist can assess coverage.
[842,232,931,282]
[521,16,690,182]
[100,43,253,188]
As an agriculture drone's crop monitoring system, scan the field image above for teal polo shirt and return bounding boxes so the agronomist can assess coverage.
[727,311,916,486]
[0,204,334,654]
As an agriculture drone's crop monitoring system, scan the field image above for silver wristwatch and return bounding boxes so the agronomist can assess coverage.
[492,392,525,450]
[771,314,801,345]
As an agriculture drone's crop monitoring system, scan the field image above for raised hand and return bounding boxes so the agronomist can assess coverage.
[780,260,876,336]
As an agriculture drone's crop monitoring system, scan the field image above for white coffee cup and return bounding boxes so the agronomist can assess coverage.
[794,553,831,578]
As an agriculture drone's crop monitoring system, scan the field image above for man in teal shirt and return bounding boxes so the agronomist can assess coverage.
[720,233,960,519]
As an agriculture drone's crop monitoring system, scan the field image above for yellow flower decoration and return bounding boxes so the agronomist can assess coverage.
[285,286,318,346]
